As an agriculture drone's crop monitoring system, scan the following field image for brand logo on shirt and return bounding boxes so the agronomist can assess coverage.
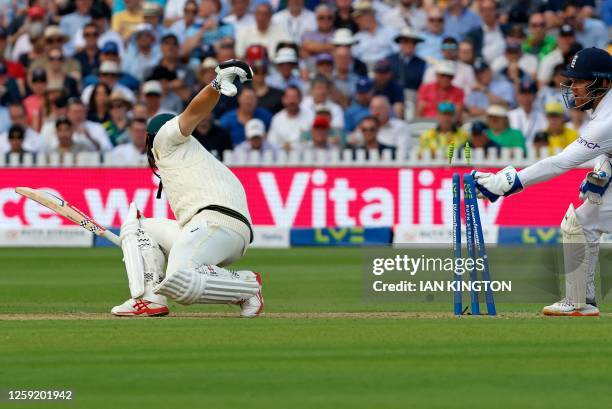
[577,136,600,150]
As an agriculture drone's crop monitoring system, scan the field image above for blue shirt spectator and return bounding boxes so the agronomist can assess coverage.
[60,1,92,55]
[416,8,446,62]
[443,2,481,40]
[344,77,374,132]
[219,108,272,145]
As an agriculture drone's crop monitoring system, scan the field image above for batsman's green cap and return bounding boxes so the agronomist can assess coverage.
[147,113,176,135]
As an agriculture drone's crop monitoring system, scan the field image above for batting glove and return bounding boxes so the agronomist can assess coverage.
[579,159,612,205]
[211,59,253,97]
[471,165,524,202]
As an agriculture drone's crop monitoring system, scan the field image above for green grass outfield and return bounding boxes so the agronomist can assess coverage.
[1,247,612,408]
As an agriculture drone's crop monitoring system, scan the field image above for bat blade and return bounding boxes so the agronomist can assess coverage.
[15,187,121,246]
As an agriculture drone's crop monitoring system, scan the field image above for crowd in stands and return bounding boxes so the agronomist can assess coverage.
[0,0,610,164]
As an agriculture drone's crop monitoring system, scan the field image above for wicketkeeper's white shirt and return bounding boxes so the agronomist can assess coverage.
[152,116,252,242]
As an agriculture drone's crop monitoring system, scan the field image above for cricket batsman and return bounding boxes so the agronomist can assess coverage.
[111,59,264,318]
[473,47,612,317]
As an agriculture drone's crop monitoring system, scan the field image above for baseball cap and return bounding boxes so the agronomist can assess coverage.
[28,5,45,19]
[473,58,489,73]
[441,36,459,50]
[31,68,47,82]
[143,80,162,95]
[133,23,155,37]
[245,45,268,64]
[151,66,177,81]
[506,42,522,53]
[312,114,331,129]
[545,101,564,115]
[486,105,508,117]
[435,60,456,76]
[356,77,373,93]
[274,48,298,64]
[100,41,119,54]
[471,121,488,134]
[315,53,333,64]
[245,118,266,139]
[559,24,575,37]
[374,59,392,73]
[518,79,538,94]
[438,101,456,114]
[161,33,179,43]
[561,47,612,80]
[201,57,218,70]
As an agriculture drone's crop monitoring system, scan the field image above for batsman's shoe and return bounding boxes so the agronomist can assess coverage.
[111,298,169,317]
[239,272,264,318]
[542,299,600,316]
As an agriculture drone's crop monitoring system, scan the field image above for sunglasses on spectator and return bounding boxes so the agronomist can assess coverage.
[429,17,443,22]
[49,55,63,61]
[46,37,64,44]
[361,127,377,132]
[84,31,99,38]
[8,133,24,140]
[442,44,458,50]
[317,15,333,20]
[219,42,234,49]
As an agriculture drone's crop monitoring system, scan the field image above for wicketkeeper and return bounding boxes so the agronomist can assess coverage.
[111,60,263,318]
[473,47,612,317]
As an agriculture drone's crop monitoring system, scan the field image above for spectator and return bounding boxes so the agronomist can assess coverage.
[267,47,304,91]
[60,0,93,55]
[169,0,200,44]
[351,1,399,67]
[523,13,556,60]
[567,109,588,135]
[389,27,426,92]
[372,59,405,119]
[535,64,566,115]
[112,0,144,41]
[301,4,336,61]
[236,3,291,59]
[103,91,132,146]
[0,61,22,106]
[46,48,79,98]
[108,117,148,165]
[538,102,578,155]
[419,102,468,155]
[345,77,374,132]
[469,121,500,151]
[73,4,124,59]
[491,40,538,82]
[87,83,112,123]
[74,22,101,78]
[235,118,278,156]
[82,60,136,104]
[333,0,358,33]
[331,46,360,106]
[181,0,234,62]
[508,79,547,143]
[351,116,395,159]
[24,68,47,132]
[4,125,32,161]
[465,0,505,64]
[149,67,185,113]
[302,114,337,152]
[54,117,94,155]
[485,105,525,151]
[214,37,236,63]
[141,80,172,117]
[0,27,27,96]
[417,7,445,62]
[422,37,476,96]
[268,85,311,150]
[300,104,344,146]
[151,33,197,90]
[192,113,234,158]
[562,1,607,49]
[458,40,475,66]
[369,95,413,152]
[142,2,165,38]
[538,24,582,87]
[381,0,427,33]
[465,58,515,117]
[39,96,68,148]
[219,86,272,145]
[12,6,46,65]
[300,75,344,130]
[272,0,316,45]
[223,0,255,37]
[82,41,139,92]
[0,103,44,153]
[330,29,368,77]
[29,26,81,81]
[43,98,111,152]
[444,0,481,40]
[122,24,160,82]
[416,60,464,119]
[251,59,284,114]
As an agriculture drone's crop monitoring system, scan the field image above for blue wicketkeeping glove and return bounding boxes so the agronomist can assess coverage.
[579,159,612,205]
[471,165,524,202]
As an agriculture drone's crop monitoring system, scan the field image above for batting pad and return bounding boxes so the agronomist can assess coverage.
[153,266,260,305]
[561,204,588,307]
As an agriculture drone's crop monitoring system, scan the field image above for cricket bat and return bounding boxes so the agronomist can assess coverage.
[15,187,121,247]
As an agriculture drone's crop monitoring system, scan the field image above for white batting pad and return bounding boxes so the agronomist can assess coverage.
[561,204,588,307]
[122,233,145,299]
[153,266,260,305]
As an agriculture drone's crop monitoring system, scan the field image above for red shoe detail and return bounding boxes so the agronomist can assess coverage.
[114,300,169,317]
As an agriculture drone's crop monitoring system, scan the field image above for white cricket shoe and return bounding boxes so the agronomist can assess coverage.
[111,298,170,317]
[542,298,600,317]
[239,272,264,318]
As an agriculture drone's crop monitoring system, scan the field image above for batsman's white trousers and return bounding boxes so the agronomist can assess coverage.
[141,212,248,275]
[572,192,612,302]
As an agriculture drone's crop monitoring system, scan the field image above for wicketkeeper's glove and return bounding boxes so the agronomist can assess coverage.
[579,159,612,205]
[471,165,524,202]
[211,59,253,97]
